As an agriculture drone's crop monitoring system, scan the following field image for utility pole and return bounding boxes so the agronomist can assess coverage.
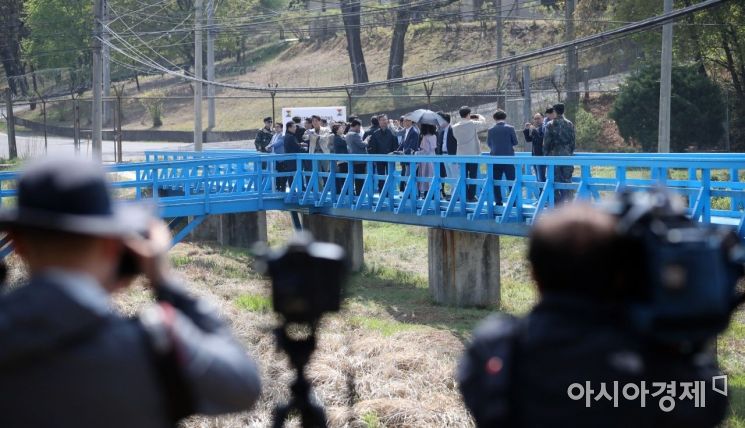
[495,0,504,109]
[102,0,111,125]
[194,0,204,150]
[92,0,103,161]
[207,0,216,129]
[523,65,532,125]
[4,89,17,160]
[565,0,578,122]
[658,0,673,153]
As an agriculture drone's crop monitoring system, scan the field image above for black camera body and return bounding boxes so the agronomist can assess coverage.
[258,232,347,324]
[253,232,348,428]
[613,190,745,348]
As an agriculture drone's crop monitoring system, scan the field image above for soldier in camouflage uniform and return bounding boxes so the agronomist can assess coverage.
[542,103,575,204]
[254,117,274,152]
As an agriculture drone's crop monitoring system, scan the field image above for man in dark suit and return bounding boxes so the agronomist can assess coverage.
[0,158,261,428]
[367,114,399,193]
[486,109,519,205]
[397,116,420,191]
[436,112,457,198]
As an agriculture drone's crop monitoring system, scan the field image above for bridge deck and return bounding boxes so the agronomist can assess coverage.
[0,151,742,242]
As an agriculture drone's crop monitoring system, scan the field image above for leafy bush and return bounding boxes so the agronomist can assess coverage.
[140,90,164,127]
[574,107,603,151]
[610,64,725,152]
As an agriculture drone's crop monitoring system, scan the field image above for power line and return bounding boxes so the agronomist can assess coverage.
[99,0,732,94]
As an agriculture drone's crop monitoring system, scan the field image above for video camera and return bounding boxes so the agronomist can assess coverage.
[256,232,347,324]
[253,232,348,428]
[612,189,745,349]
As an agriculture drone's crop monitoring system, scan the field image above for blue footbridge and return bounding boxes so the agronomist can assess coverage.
[0,151,744,257]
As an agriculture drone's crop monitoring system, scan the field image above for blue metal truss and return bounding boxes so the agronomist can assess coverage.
[0,150,743,259]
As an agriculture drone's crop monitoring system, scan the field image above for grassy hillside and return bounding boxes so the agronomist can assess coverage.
[22,20,569,132]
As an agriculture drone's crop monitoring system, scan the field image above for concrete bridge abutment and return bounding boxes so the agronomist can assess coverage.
[191,212,268,248]
[301,214,364,272]
[428,228,501,307]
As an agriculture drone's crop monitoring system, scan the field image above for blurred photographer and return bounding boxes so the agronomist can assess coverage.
[0,159,261,428]
[459,203,730,428]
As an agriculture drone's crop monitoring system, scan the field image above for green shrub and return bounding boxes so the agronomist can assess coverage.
[610,64,725,152]
[575,107,603,151]
[140,91,164,127]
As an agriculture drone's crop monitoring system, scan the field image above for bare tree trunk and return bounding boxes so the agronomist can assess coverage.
[387,7,411,80]
[341,0,369,84]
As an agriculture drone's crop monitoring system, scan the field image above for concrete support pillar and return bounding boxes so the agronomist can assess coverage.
[190,212,267,248]
[301,214,364,272]
[218,212,267,248]
[428,228,500,307]
[190,215,220,242]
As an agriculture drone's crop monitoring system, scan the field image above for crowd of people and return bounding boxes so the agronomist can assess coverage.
[254,102,576,204]
[0,157,730,428]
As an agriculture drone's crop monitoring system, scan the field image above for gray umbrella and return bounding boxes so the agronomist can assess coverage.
[404,109,448,127]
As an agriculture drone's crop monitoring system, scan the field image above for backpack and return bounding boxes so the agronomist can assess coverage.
[458,314,522,427]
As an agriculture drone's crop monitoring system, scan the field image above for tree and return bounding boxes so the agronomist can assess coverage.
[340,0,368,84]
[610,64,725,152]
[23,0,91,73]
[0,0,28,95]
[386,0,458,80]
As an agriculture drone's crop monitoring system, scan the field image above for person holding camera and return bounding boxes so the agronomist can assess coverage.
[451,106,490,202]
[458,203,728,428]
[523,112,546,182]
[0,158,262,428]
[486,109,519,206]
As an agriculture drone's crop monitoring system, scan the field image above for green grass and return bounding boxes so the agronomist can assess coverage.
[170,254,191,267]
[191,257,252,280]
[235,293,272,313]
[728,373,745,428]
[360,411,383,428]
[350,315,423,337]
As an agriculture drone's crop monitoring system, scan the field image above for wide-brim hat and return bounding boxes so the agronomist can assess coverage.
[0,157,152,238]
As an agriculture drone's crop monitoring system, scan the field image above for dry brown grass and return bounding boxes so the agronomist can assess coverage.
[5,211,742,426]
[105,235,475,427]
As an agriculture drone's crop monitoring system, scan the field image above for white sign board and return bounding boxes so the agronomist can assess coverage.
[280,106,347,132]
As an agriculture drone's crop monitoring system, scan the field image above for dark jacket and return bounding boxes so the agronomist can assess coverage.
[459,293,727,428]
[368,127,398,155]
[436,126,458,155]
[293,125,306,145]
[523,126,544,156]
[254,127,273,153]
[0,273,261,428]
[332,135,348,154]
[283,133,304,154]
[362,125,379,141]
[398,127,420,154]
[486,122,519,156]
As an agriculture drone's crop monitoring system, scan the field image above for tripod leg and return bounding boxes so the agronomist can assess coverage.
[272,403,292,428]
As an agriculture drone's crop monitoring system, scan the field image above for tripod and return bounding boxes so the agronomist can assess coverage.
[272,323,328,428]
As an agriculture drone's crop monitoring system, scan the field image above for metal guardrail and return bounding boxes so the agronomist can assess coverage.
[0,151,742,240]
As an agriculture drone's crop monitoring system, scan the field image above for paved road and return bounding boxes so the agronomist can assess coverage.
[0,131,252,163]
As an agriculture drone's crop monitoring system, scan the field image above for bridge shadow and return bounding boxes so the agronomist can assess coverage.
[345,264,498,342]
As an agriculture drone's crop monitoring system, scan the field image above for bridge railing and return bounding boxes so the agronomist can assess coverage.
[0,152,741,237]
[268,153,742,230]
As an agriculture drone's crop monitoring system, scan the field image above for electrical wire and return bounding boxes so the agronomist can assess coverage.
[99,0,732,94]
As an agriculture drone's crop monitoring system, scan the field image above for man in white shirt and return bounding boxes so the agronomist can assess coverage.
[451,106,490,201]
